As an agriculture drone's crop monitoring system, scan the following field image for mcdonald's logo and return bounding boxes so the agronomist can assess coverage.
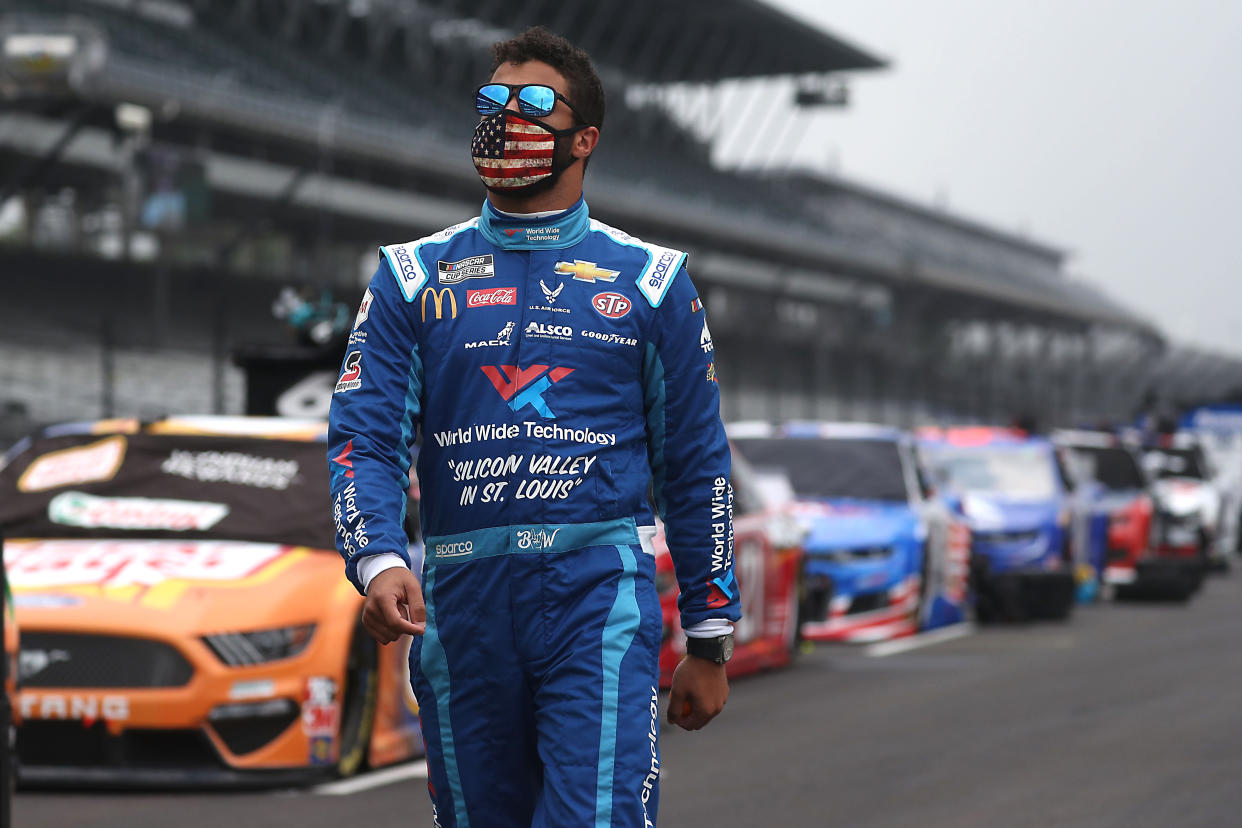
[421,287,458,321]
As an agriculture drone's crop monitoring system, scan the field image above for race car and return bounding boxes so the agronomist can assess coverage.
[729,422,971,644]
[0,416,424,786]
[1055,430,1202,600]
[919,427,1077,622]
[1143,435,1227,572]
[655,450,804,687]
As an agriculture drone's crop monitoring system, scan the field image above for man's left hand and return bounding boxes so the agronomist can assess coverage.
[667,655,729,731]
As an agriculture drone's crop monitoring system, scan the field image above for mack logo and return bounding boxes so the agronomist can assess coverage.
[481,364,574,418]
[555,260,619,283]
[464,321,515,349]
[437,254,494,284]
[646,250,678,291]
[421,287,458,321]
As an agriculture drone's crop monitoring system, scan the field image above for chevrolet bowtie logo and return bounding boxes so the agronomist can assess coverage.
[554,260,619,283]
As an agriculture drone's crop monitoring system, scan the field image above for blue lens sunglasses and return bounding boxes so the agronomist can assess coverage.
[475,83,590,125]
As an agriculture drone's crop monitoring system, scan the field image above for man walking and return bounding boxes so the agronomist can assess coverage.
[328,26,739,827]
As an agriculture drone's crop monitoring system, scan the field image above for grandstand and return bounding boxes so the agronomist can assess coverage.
[1,0,1239,448]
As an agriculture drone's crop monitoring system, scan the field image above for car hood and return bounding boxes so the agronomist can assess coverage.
[960,493,1059,533]
[4,538,353,634]
[796,500,917,550]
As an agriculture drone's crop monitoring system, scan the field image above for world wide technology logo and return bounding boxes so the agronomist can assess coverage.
[481,364,574,418]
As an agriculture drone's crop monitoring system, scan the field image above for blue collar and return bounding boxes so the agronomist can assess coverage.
[478,197,590,250]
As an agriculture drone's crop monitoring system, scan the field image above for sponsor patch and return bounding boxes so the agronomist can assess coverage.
[706,362,718,383]
[465,321,516,350]
[353,288,373,329]
[581,330,638,347]
[555,260,619,283]
[592,292,632,319]
[690,297,703,313]
[467,286,517,308]
[18,436,127,493]
[437,254,494,284]
[420,287,458,321]
[524,321,573,342]
[335,351,363,393]
[48,491,230,532]
[481,365,574,418]
[700,318,714,353]
[540,279,565,304]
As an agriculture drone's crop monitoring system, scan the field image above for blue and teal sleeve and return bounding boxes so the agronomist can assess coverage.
[327,258,424,593]
[642,265,741,629]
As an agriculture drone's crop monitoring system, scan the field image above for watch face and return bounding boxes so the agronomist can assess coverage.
[721,635,734,662]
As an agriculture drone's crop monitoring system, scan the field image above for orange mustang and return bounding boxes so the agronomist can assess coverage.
[0,416,424,785]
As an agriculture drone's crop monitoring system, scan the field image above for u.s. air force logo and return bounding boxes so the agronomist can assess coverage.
[421,287,457,321]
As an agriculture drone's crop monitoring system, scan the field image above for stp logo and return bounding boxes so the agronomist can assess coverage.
[592,292,632,319]
[467,287,517,308]
[481,365,574,418]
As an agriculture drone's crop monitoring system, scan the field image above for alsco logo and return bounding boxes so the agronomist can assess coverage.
[421,287,457,321]
[554,260,619,283]
[592,292,632,319]
[481,365,574,418]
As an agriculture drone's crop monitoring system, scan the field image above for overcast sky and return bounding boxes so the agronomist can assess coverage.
[747,0,1242,355]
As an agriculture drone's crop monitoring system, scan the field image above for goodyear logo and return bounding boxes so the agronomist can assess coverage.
[421,287,458,321]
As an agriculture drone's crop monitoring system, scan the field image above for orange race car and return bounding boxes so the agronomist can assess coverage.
[0,416,424,786]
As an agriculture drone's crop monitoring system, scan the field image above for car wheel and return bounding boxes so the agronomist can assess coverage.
[335,623,379,778]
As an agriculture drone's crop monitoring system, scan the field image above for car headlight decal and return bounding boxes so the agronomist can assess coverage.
[203,624,316,667]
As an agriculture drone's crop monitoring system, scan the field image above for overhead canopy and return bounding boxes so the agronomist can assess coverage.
[413,0,888,82]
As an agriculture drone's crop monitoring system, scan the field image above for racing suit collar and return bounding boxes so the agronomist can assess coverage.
[478,197,590,250]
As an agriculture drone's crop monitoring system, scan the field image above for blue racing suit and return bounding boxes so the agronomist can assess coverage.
[328,197,739,827]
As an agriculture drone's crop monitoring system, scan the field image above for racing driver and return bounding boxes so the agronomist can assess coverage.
[327,26,740,827]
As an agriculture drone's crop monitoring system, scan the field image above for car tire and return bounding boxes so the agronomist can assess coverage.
[335,623,379,778]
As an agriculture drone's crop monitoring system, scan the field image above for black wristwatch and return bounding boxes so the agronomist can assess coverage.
[685,633,734,665]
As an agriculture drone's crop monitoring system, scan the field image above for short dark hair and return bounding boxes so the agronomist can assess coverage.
[491,26,605,131]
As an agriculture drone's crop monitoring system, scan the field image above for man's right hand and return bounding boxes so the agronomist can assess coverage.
[362,567,426,644]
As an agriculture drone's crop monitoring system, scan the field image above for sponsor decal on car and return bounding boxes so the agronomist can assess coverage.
[302,676,340,738]
[12,593,83,609]
[161,450,300,490]
[309,736,335,766]
[335,351,363,394]
[592,292,632,319]
[481,365,574,418]
[555,260,619,283]
[466,286,517,308]
[20,693,130,722]
[4,540,288,588]
[18,436,127,493]
[437,254,494,284]
[48,491,230,531]
[464,321,516,350]
[524,321,573,342]
[353,288,373,329]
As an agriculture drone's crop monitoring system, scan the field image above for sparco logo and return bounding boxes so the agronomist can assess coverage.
[646,250,678,290]
[466,287,516,307]
[391,246,421,290]
[435,541,474,559]
[592,292,632,319]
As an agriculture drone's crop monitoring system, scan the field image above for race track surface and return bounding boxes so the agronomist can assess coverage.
[16,575,1242,828]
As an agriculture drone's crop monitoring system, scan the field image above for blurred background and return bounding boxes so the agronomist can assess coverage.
[3,0,1240,450]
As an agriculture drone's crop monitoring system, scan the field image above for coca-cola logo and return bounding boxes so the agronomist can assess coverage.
[467,287,517,308]
[592,292,632,319]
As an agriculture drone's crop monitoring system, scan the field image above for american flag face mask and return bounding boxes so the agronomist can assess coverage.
[471,110,582,194]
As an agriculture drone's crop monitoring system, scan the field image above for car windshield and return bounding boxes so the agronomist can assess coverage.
[0,430,337,549]
[1067,445,1146,491]
[1146,447,1206,480]
[924,444,1058,500]
[731,437,908,502]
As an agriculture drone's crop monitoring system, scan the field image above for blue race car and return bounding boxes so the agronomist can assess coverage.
[918,427,1078,621]
[729,422,970,643]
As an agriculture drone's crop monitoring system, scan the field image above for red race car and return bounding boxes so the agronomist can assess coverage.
[655,452,804,688]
